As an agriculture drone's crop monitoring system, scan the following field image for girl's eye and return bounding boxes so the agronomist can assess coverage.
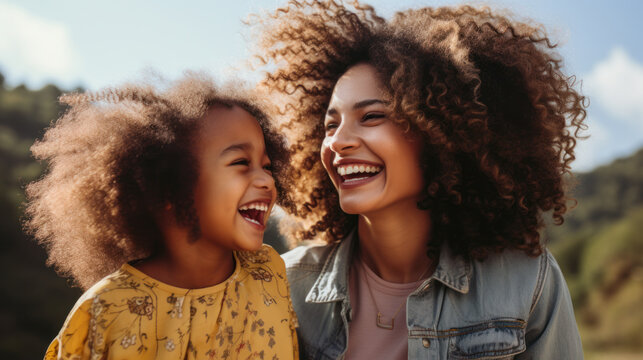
[263,163,273,172]
[231,159,249,166]
[362,113,385,122]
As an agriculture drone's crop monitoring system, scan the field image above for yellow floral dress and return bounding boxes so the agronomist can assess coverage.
[45,245,298,360]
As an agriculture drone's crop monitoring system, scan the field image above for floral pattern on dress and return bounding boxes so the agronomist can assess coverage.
[45,244,298,360]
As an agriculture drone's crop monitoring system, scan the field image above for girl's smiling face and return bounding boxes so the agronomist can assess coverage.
[192,104,276,251]
[321,63,425,215]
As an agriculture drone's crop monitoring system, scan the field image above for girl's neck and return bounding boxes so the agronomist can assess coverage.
[357,198,434,283]
[134,227,235,290]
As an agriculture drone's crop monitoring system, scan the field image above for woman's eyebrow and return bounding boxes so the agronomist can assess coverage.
[326,99,388,116]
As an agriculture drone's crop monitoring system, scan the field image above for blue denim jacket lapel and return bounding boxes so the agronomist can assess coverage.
[305,230,355,303]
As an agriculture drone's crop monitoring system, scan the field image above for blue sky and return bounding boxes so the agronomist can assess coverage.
[1,0,642,172]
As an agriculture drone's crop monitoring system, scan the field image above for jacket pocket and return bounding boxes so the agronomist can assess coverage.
[447,319,526,359]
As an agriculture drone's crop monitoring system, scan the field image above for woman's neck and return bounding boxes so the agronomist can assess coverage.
[357,198,434,283]
[134,226,235,289]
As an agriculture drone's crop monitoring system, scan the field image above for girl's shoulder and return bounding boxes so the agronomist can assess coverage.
[44,266,142,359]
[62,265,138,314]
[236,244,290,283]
[236,243,284,268]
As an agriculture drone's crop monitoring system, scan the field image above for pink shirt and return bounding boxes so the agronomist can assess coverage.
[346,259,426,360]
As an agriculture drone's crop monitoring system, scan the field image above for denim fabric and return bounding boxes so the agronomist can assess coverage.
[283,232,583,359]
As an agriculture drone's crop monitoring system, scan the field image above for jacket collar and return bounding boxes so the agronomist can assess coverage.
[305,230,356,303]
[432,244,471,294]
[305,229,471,303]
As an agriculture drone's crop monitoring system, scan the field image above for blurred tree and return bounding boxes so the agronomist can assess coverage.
[0,73,80,359]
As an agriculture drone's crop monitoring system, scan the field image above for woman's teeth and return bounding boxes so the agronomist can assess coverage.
[337,164,382,176]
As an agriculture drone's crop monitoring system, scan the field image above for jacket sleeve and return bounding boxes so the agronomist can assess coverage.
[517,251,584,359]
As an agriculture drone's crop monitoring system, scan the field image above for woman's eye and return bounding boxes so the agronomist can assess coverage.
[325,122,338,131]
[362,113,385,122]
[263,163,273,172]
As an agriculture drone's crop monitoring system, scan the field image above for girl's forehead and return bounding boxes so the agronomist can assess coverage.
[197,105,265,152]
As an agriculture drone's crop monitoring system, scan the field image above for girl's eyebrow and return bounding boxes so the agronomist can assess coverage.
[220,143,253,156]
[326,99,388,116]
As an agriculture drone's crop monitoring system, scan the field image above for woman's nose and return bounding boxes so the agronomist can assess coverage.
[329,122,360,153]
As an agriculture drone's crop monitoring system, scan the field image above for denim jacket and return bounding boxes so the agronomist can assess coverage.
[282,232,583,359]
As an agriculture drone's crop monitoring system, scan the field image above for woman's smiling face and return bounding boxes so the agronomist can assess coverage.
[321,63,425,215]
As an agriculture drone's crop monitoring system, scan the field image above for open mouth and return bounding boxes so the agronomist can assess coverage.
[238,202,270,228]
[336,163,383,184]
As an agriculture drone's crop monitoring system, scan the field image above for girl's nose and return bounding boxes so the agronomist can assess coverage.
[253,167,276,191]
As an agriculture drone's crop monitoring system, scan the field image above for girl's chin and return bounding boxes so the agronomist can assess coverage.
[237,237,264,252]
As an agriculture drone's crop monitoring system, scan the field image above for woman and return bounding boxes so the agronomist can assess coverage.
[255,1,585,358]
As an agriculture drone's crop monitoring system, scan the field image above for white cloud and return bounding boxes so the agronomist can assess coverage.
[571,115,612,172]
[584,47,643,128]
[570,47,643,172]
[0,2,79,85]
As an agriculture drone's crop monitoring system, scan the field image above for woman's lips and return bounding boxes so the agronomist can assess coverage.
[338,168,384,189]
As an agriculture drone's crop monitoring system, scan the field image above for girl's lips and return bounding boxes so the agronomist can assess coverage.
[240,213,266,231]
[238,200,271,230]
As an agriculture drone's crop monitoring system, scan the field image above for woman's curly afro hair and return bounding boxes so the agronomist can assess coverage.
[253,0,587,259]
[25,74,290,289]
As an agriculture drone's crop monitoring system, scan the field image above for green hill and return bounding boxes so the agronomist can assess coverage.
[0,76,82,359]
[549,150,643,352]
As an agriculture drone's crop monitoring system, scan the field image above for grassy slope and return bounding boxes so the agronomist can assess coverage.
[551,191,643,352]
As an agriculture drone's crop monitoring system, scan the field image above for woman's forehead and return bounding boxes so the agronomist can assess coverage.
[328,64,389,110]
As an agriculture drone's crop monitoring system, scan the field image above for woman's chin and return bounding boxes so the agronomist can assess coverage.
[339,199,379,215]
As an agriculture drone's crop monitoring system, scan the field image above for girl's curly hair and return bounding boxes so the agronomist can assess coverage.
[253,1,587,259]
[25,74,290,289]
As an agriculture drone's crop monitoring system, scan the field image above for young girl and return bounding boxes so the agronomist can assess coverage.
[253,1,585,359]
[26,75,298,359]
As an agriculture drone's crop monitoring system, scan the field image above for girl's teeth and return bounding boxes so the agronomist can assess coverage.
[245,218,261,226]
[239,203,269,211]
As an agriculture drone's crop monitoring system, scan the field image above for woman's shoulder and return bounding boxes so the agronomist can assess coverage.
[281,241,340,271]
[467,248,565,315]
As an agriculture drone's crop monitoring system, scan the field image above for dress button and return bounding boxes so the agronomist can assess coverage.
[422,338,431,348]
